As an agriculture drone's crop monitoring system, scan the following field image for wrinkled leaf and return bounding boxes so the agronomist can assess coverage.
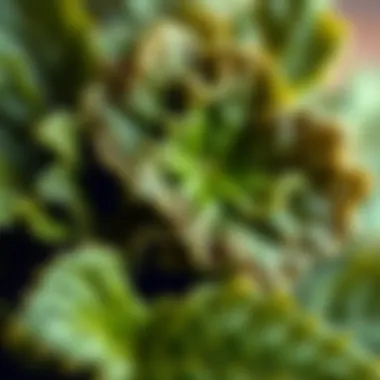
[139,278,380,379]
[297,248,380,354]
[14,243,146,380]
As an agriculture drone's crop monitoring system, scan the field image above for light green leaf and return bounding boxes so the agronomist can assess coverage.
[14,243,146,380]
[297,248,380,355]
[35,112,79,165]
[311,70,380,238]
[256,0,346,92]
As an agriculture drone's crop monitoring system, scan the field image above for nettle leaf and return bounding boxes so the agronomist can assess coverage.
[256,0,346,93]
[0,128,45,230]
[87,0,171,26]
[0,119,84,240]
[101,106,144,155]
[160,109,259,215]
[34,163,91,235]
[138,278,380,380]
[283,10,346,90]
[0,27,44,123]
[312,69,380,238]
[13,243,146,380]
[15,0,100,105]
[17,0,93,36]
[35,111,80,165]
[16,197,72,243]
[0,186,18,228]
[0,0,23,32]
[297,248,380,355]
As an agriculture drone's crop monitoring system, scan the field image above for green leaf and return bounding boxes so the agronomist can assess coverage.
[16,197,71,243]
[34,163,91,234]
[0,186,18,228]
[172,110,209,156]
[297,248,380,354]
[0,27,44,122]
[256,0,346,92]
[138,278,380,379]
[35,111,79,165]
[311,70,380,237]
[16,0,100,103]
[14,243,146,380]
[17,0,93,37]
[102,106,143,156]
[283,10,346,91]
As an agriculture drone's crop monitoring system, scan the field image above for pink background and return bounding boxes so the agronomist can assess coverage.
[337,0,380,81]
